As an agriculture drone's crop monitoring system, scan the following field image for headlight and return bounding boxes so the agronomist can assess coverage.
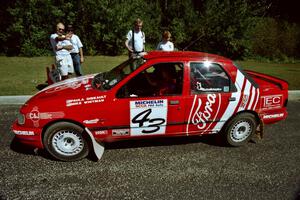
[17,113,25,125]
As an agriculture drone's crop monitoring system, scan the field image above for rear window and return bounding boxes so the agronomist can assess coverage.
[233,62,258,88]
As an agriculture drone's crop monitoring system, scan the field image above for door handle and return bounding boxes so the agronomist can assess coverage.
[169,100,179,105]
[229,97,236,101]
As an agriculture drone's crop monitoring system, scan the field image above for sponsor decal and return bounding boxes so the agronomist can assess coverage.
[46,81,83,93]
[187,94,221,133]
[26,106,65,127]
[94,130,108,135]
[112,129,129,136]
[130,99,167,136]
[39,112,65,119]
[84,84,92,91]
[263,113,284,119]
[212,70,260,132]
[261,95,282,110]
[196,82,222,92]
[239,94,249,109]
[252,88,260,110]
[66,98,84,107]
[83,119,99,124]
[26,106,40,127]
[223,86,229,92]
[44,76,93,94]
[66,95,106,107]
[13,130,34,136]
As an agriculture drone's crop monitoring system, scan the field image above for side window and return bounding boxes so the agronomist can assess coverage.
[190,62,230,94]
[117,63,184,98]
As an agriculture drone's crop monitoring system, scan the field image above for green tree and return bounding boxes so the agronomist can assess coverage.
[248,17,300,60]
[5,0,77,56]
[74,0,161,55]
[1,0,299,60]
[190,0,268,59]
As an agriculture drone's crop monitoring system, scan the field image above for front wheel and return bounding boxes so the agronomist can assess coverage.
[223,113,257,146]
[43,122,89,161]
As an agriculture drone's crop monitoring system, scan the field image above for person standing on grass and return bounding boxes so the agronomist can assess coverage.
[156,31,174,51]
[50,22,74,80]
[67,24,84,77]
[125,18,145,57]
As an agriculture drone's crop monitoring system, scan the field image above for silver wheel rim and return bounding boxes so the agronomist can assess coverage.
[52,130,84,156]
[230,120,252,142]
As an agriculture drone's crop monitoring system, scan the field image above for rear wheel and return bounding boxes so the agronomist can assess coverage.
[223,113,257,146]
[43,122,89,161]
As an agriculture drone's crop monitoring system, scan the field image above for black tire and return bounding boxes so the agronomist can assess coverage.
[223,113,257,147]
[43,122,89,161]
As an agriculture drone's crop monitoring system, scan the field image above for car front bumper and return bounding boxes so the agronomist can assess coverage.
[11,120,44,149]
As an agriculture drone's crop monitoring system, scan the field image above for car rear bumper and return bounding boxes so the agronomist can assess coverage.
[11,121,44,149]
[260,109,288,124]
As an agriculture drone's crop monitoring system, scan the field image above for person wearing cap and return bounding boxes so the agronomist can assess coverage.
[156,31,174,51]
[50,22,74,80]
[125,18,145,57]
[66,24,84,76]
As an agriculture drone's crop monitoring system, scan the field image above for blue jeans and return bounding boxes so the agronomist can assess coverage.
[71,53,82,76]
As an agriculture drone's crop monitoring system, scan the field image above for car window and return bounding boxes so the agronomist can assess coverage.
[190,62,231,94]
[117,63,184,98]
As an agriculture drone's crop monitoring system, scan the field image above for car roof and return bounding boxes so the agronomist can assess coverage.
[143,51,232,63]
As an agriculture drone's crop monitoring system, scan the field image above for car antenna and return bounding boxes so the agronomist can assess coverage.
[183,33,204,51]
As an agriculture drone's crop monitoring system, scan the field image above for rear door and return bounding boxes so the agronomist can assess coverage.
[185,62,238,135]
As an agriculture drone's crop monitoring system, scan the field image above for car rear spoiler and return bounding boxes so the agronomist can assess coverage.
[244,70,289,90]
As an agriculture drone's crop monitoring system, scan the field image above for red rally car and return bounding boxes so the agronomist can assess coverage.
[12,51,288,161]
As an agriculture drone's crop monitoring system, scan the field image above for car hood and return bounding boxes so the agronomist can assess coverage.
[25,74,99,106]
[43,74,96,92]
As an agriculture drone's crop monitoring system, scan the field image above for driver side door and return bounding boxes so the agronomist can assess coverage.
[108,62,186,138]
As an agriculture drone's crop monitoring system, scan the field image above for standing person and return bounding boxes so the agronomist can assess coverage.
[125,18,145,57]
[67,24,84,76]
[50,22,74,80]
[156,31,174,51]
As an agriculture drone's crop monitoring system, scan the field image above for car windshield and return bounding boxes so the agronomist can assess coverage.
[92,58,145,90]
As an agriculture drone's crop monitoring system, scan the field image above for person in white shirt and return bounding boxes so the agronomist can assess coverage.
[156,31,174,51]
[67,24,84,76]
[50,22,74,80]
[125,18,145,57]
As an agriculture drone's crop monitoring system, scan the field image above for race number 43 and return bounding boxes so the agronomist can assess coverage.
[130,99,168,136]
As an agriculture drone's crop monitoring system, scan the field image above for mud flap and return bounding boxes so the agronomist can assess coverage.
[85,128,105,161]
[256,120,265,139]
[252,120,265,143]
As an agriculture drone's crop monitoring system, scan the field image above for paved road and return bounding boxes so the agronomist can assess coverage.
[0,102,299,200]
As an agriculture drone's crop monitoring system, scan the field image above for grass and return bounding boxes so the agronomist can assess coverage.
[0,56,299,95]
[237,60,300,89]
[0,56,127,95]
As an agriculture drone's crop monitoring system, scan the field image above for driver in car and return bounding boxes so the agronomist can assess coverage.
[145,64,177,96]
